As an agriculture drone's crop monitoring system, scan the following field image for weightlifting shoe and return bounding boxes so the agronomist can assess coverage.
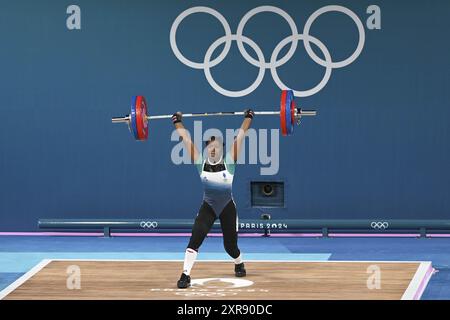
[235,263,246,277]
[177,273,191,289]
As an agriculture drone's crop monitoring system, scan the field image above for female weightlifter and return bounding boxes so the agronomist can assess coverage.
[171,109,254,288]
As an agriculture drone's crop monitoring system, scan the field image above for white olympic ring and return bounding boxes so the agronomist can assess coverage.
[204,34,266,97]
[370,221,389,229]
[270,34,332,98]
[303,5,365,69]
[236,6,299,69]
[170,5,366,97]
[169,7,232,70]
[140,221,158,229]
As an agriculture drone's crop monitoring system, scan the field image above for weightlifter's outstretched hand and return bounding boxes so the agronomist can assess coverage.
[244,109,255,120]
[172,112,183,125]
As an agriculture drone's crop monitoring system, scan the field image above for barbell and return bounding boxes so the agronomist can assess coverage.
[111,89,317,140]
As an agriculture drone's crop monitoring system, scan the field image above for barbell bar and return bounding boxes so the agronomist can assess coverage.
[112,89,317,140]
[112,110,317,122]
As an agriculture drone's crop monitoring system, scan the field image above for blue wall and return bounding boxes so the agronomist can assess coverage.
[1,0,449,230]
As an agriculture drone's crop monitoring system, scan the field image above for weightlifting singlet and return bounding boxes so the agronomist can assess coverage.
[195,154,235,215]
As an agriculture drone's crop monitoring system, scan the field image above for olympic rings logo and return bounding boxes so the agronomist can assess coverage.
[370,221,389,229]
[140,221,158,229]
[170,5,366,98]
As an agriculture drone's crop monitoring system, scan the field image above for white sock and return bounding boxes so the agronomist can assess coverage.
[183,248,198,275]
[234,253,243,265]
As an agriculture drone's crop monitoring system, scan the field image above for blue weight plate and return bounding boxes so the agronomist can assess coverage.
[130,96,139,140]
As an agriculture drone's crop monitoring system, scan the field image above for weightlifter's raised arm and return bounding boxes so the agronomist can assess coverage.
[172,112,200,163]
[230,109,254,163]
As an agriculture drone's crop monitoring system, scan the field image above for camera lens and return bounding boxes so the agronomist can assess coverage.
[262,184,274,196]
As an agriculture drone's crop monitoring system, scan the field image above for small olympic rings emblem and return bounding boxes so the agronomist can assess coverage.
[170,5,365,97]
[370,221,389,229]
[140,221,158,229]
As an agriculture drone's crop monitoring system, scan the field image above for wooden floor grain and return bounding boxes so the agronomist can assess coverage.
[4,261,420,300]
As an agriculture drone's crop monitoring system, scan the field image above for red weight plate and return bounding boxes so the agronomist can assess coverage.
[141,96,149,140]
[280,90,287,136]
[285,90,293,135]
[135,96,145,140]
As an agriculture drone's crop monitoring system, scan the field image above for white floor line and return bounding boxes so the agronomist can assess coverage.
[44,258,431,263]
[401,262,434,300]
[0,259,52,300]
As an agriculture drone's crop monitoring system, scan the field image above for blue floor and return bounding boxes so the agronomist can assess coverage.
[0,236,448,299]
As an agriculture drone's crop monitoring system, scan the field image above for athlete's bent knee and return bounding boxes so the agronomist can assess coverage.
[224,243,240,259]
